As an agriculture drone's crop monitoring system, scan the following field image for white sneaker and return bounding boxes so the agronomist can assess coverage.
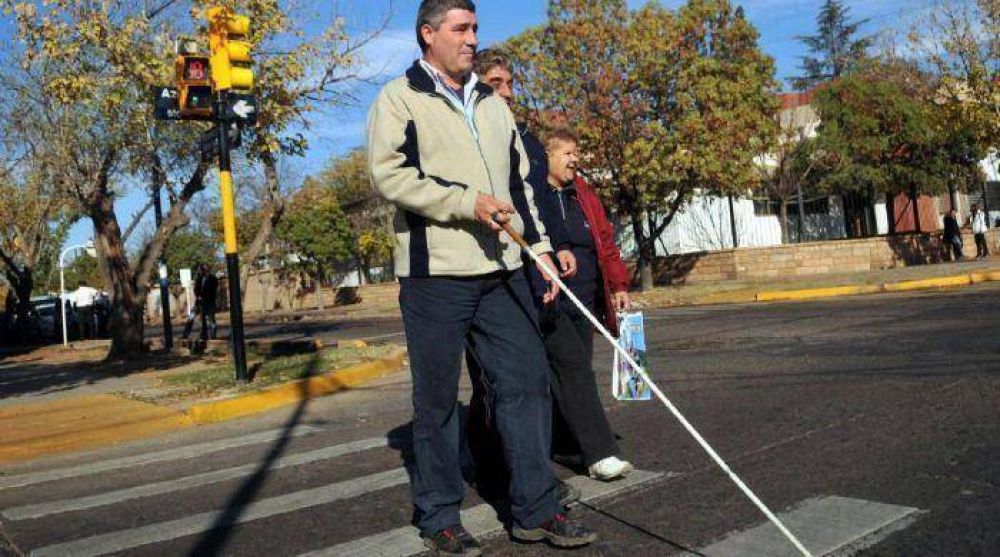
[588,456,634,481]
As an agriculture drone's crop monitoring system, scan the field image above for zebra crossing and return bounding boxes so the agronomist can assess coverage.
[0,424,663,557]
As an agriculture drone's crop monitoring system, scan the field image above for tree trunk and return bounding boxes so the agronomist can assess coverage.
[14,272,33,343]
[631,212,654,291]
[91,195,145,359]
[315,273,324,310]
[779,200,790,244]
[241,153,285,300]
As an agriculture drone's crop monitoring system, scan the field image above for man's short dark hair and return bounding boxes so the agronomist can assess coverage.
[474,48,511,78]
[416,0,476,51]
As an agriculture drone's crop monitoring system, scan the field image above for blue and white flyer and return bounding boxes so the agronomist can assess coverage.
[612,311,652,401]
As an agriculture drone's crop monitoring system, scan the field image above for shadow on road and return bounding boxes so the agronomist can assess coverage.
[186,352,321,556]
[578,500,707,556]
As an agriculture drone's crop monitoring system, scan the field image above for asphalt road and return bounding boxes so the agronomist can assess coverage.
[2,284,998,556]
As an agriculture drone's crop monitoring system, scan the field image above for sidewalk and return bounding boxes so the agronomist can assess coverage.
[635,257,1000,307]
[0,342,407,466]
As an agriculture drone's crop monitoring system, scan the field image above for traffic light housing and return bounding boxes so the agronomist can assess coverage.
[175,54,213,119]
[208,7,254,92]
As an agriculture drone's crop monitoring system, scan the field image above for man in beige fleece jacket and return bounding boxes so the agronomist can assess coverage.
[366,1,598,555]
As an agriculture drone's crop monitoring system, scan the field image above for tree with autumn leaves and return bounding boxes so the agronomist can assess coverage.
[503,0,778,289]
[303,148,394,285]
[0,0,379,357]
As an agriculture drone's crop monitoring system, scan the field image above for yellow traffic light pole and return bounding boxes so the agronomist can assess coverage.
[208,7,251,382]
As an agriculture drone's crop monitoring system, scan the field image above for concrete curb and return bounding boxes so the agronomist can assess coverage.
[756,284,882,302]
[754,269,999,303]
[185,348,407,425]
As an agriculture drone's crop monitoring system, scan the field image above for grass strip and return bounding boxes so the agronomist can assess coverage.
[159,345,397,395]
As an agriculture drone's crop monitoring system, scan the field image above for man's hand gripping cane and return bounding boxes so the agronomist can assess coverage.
[482,201,560,303]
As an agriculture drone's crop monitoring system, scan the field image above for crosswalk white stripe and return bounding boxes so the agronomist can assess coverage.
[3,436,387,521]
[29,468,409,557]
[0,425,321,490]
[301,469,665,557]
[697,496,923,556]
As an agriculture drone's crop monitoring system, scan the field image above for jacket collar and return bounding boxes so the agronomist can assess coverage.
[405,60,494,100]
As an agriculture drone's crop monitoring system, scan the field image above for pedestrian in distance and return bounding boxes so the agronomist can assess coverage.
[367,1,598,554]
[71,281,99,340]
[470,50,633,489]
[969,203,990,259]
[183,264,218,342]
[943,208,964,261]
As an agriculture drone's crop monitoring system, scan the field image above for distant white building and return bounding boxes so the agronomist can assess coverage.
[617,90,998,257]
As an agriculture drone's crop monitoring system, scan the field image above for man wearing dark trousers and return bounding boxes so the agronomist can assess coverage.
[183,264,218,341]
[943,208,964,261]
[465,48,579,506]
[367,2,597,555]
[471,49,633,486]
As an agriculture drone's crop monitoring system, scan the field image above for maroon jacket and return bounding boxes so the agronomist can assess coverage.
[572,176,630,337]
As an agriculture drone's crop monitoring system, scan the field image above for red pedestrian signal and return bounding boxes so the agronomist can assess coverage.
[175,55,213,119]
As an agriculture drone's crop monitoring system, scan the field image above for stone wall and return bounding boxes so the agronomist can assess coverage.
[238,270,399,314]
[653,229,999,285]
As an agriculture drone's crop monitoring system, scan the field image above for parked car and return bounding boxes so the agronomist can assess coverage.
[29,296,73,340]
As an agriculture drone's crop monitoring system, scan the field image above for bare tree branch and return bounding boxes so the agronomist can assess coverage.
[122,200,155,244]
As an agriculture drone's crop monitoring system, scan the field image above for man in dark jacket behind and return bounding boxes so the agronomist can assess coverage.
[183,263,218,341]
[943,208,964,261]
[471,50,633,487]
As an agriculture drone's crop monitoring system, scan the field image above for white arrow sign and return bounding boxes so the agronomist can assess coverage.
[232,99,256,119]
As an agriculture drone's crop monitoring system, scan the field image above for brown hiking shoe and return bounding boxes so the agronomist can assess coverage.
[512,513,598,547]
[422,525,482,556]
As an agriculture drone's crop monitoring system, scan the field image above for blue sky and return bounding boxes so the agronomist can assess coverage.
[40,0,924,252]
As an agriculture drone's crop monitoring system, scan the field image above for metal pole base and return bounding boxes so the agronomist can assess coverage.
[225,253,249,382]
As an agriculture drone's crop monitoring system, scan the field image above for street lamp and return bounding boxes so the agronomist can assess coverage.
[59,240,97,348]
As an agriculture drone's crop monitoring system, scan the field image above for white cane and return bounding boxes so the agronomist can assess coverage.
[502,222,813,557]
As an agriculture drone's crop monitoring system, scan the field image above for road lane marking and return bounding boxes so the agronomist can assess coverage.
[29,468,409,557]
[3,436,387,520]
[694,496,923,557]
[0,425,321,490]
[300,469,665,557]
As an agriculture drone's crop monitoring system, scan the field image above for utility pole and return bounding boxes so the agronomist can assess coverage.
[152,183,173,350]
[208,6,254,383]
[215,105,248,382]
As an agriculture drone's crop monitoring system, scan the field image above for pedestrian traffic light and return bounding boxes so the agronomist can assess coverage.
[175,54,213,119]
[207,7,254,92]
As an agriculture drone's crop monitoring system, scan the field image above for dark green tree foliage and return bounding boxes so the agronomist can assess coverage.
[812,74,986,202]
[306,148,394,283]
[277,185,353,306]
[58,253,102,292]
[161,230,219,280]
[793,0,873,90]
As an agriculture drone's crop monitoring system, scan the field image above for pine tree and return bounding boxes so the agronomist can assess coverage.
[792,0,873,90]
